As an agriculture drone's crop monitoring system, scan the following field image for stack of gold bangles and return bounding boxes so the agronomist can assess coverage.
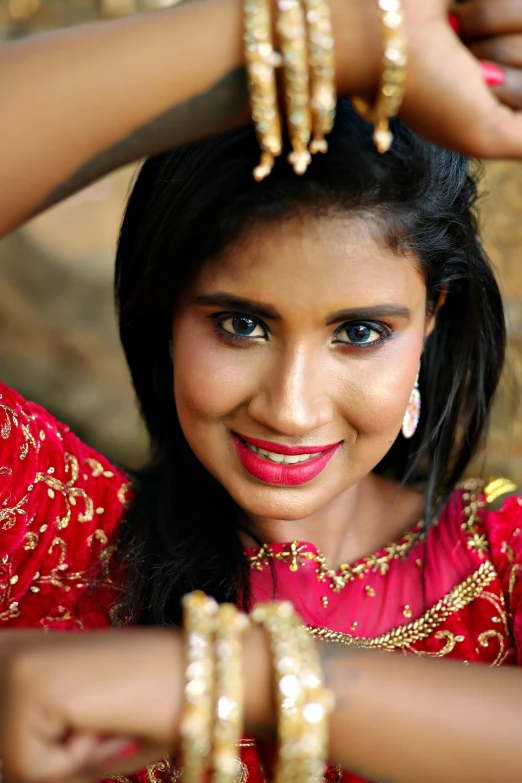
[180,591,334,783]
[244,0,407,180]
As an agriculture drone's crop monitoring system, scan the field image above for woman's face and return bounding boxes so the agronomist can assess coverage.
[172,213,435,522]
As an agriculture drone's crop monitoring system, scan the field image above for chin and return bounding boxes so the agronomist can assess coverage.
[227,479,336,522]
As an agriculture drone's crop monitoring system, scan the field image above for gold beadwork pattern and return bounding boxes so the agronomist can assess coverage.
[304,0,336,154]
[248,520,425,593]
[277,0,312,174]
[305,560,497,651]
[352,0,407,153]
[244,0,283,181]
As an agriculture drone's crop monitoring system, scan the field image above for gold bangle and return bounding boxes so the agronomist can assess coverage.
[180,591,218,783]
[244,0,284,181]
[276,0,312,175]
[304,0,336,154]
[251,601,333,783]
[352,0,407,153]
[211,604,250,783]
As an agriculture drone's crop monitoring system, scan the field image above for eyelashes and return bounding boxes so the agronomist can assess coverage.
[210,312,393,350]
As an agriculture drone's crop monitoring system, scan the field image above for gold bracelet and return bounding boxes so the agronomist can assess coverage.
[251,601,333,783]
[304,0,336,154]
[352,0,407,153]
[244,0,284,181]
[211,604,250,783]
[276,0,312,175]
[180,591,218,783]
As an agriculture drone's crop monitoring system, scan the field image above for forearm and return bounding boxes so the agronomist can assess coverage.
[243,633,522,782]
[0,0,246,235]
[0,0,379,238]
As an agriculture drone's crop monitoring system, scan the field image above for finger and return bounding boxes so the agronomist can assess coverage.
[470,35,522,68]
[457,1,522,41]
[401,23,522,158]
[488,64,522,110]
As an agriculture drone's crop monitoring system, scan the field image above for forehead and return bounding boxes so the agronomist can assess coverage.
[194,214,425,311]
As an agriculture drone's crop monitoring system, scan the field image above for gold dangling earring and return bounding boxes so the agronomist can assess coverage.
[402,369,421,439]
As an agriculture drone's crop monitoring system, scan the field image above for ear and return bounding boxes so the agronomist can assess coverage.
[425,288,447,340]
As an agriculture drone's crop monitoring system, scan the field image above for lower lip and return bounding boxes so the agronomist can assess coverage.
[232,435,340,486]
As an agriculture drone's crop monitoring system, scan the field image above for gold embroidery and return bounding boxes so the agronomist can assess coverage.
[485,477,518,505]
[306,561,497,650]
[479,590,509,637]
[478,630,507,666]
[0,397,37,460]
[117,481,132,506]
[0,491,30,531]
[146,759,172,782]
[234,758,250,783]
[34,453,94,530]
[248,520,425,593]
[458,480,488,556]
[85,457,115,479]
[508,564,522,602]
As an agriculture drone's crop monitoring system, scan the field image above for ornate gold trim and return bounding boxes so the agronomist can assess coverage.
[484,477,518,506]
[248,521,425,594]
[305,560,497,650]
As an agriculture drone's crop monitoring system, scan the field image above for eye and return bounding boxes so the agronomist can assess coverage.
[214,313,268,340]
[333,321,390,347]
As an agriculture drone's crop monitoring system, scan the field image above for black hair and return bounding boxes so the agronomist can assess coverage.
[113,100,505,627]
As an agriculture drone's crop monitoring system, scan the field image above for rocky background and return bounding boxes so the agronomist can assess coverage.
[1,2,521,480]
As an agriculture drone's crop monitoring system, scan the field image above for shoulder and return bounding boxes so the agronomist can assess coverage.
[0,381,132,628]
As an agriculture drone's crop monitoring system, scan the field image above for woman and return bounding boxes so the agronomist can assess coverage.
[3,1,522,783]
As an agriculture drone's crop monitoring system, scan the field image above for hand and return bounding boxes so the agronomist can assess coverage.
[398,0,522,157]
[333,0,522,158]
[0,630,184,783]
[456,0,522,110]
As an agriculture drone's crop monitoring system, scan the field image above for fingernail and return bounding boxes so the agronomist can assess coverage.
[108,741,142,764]
[447,13,461,35]
[480,61,506,87]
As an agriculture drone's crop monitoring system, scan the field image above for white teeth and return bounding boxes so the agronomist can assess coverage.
[244,441,320,464]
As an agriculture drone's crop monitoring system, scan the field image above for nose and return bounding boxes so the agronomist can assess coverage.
[247,341,334,437]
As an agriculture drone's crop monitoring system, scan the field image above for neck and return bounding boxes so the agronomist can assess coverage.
[242,473,424,567]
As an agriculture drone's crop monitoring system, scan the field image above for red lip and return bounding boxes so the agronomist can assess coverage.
[232,434,341,487]
[235,434,339,456]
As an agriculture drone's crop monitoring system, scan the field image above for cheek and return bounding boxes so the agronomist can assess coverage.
[339,337,422,438]
[172,319,255,427]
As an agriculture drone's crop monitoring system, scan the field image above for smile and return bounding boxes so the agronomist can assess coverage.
[232,434,342,486]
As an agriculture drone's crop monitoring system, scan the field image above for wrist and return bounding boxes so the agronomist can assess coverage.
[329,0,381,97]
[242,626,276,739]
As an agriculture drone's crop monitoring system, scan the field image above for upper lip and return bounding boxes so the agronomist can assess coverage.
[234,433,341,456]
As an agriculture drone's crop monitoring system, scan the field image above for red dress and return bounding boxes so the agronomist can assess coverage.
[1,380,522,783]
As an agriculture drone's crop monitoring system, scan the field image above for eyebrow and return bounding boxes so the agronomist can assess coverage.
[195,292,412,324]
[325,304,412,325]
[195,293,282,320]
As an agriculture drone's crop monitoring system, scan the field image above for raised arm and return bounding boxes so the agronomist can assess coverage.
[4,0,522,238]
[0,0,378,237]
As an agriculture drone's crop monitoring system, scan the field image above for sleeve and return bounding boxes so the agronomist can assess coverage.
[0,381,132,630]
[483,491,522,664]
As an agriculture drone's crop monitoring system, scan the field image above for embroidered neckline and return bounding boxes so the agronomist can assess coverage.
[247,516,426,593]
[247,479,500,594]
